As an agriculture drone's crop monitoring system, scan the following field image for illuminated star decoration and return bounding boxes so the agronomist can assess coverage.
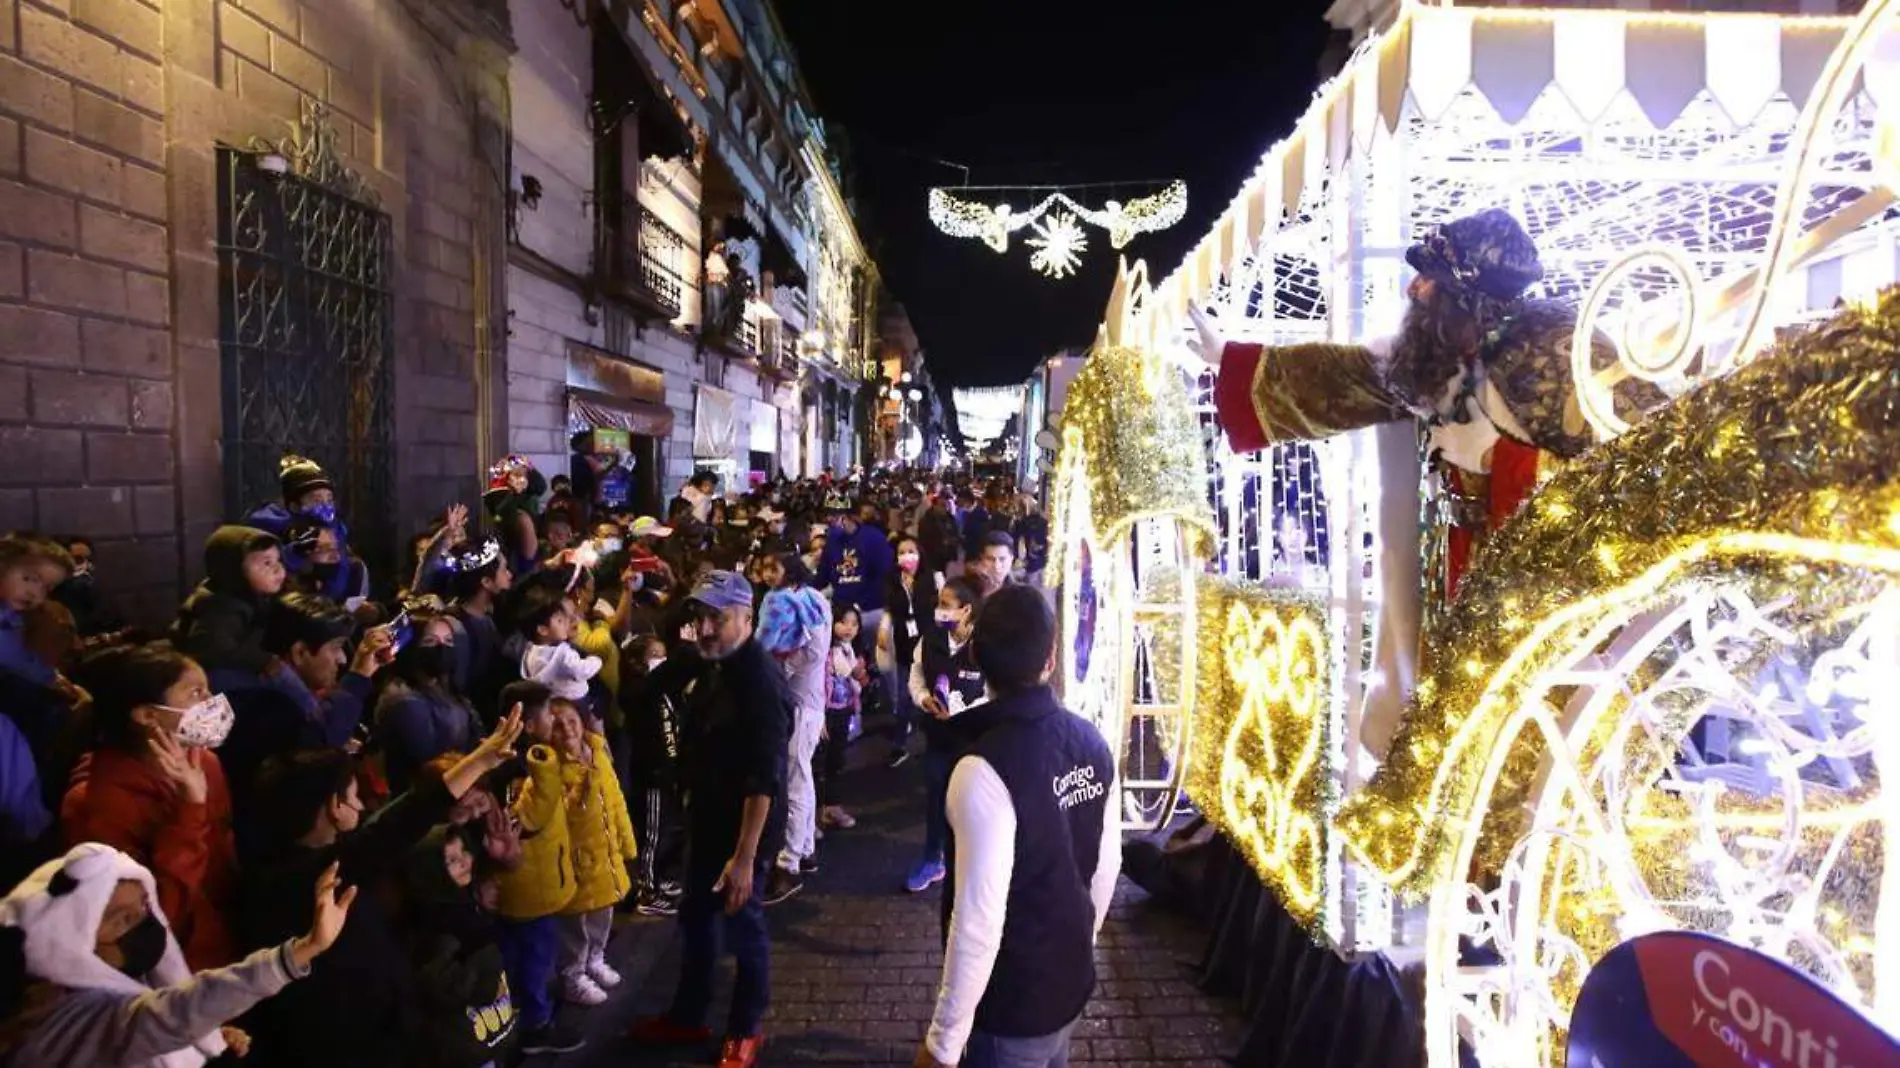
[927,181,1187,275]
[1027,212,1088,279]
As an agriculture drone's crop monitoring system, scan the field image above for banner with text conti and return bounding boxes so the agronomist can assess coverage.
[1568,931,1899,1068]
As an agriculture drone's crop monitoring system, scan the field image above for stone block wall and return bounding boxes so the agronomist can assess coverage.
[0,0,510,623]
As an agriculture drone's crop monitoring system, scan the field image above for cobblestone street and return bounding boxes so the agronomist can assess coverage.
[528,731,1245,1068]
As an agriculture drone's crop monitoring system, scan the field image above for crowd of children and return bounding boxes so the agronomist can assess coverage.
[0,450,1039,1068]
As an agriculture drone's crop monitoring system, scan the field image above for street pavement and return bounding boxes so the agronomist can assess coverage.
[527,726,1244,1068]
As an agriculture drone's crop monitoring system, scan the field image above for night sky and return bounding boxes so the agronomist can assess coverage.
[775,0,1339,387]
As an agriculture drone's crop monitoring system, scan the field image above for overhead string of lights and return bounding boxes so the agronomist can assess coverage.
[928,178,1188,279]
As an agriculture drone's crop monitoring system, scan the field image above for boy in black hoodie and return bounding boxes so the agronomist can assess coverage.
[172,525,292,696]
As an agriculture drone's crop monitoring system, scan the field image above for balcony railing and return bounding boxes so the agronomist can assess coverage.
[737,311,760,355]
[602,195,688,318]
[769,285,808,331]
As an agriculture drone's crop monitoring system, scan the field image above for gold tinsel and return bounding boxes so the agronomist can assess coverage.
[1049,345,1215,574]
[1336,289,1900,899]
[1186,579,1336,939]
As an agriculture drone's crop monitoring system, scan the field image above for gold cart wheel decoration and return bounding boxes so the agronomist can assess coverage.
[1424,559,1899,1067]
[1321,292,1900,1066]
[1052,272,1217,834]
[1053,421,1206,833]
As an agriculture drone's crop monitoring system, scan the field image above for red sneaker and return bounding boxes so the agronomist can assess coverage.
[718,1035,765,1068]
[627,1016,713,1046]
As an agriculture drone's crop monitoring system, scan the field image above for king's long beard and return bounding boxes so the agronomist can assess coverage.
[1390,286,1516,415]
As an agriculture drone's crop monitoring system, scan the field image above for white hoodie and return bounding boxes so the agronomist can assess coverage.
[0,843,305,1068]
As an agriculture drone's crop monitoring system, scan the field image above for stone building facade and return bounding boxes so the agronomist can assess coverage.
[0,0,513,621]
[504,0,880,512]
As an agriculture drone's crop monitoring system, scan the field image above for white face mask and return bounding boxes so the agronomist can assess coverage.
[167,694,235,749]
[598,537,623,554]
[934,609,963,628]
[646,657,666,672]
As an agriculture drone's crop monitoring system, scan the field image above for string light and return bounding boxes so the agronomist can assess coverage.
[1336,289,1900,898]
[1048,344,1215,564]
[1185,583,1336,935]
[1027,212,1088,279]
[927,182,1188,273]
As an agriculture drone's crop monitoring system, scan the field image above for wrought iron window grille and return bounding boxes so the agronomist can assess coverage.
[217,99,396,578]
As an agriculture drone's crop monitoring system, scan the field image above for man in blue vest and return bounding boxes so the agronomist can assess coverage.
[917,585,1120,1068]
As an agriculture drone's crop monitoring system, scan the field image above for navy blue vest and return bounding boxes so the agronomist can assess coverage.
[945,685,1115,1038]
[918,635,986,752]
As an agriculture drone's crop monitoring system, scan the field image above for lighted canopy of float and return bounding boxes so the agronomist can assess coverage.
[1051,1,1900,1065]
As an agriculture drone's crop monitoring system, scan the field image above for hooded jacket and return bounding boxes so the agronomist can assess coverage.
[171,526,280,676]
[490,745,576,921]
[0,844,305,1068]
[557,736,636,914]
[398,828,519,1068]
[60,748,238,971]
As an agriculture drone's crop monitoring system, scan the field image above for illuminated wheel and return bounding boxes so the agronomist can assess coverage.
[1424,552,1900,1067]
[1055,426,1203,832]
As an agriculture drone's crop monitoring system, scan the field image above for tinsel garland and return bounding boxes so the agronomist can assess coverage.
[1049,345,1214,573]
[1336,290,1900,899]
[1185,579,1336,938]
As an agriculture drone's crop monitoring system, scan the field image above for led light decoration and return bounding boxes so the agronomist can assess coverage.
[1027,211,1088,279]
[1184,582,1337,936]
[927,182,1187,273]
[1051,334,1216,831]
[951,386,1025,443]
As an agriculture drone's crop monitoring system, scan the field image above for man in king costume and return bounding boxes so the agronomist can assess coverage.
[1191,208,1666,752]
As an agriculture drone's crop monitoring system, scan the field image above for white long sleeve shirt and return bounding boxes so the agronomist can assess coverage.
[923,755,1122,1063]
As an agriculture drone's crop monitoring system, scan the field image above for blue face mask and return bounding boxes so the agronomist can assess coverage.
[301,501,337,524]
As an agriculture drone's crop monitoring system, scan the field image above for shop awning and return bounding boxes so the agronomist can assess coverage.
[567,388,674,438]
[1149,6,1861,334]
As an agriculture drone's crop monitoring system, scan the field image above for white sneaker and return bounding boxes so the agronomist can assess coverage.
[587,955,622,988]
[563,969,609,1006]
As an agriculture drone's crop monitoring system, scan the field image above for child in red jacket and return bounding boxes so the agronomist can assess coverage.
[61,643,240,971]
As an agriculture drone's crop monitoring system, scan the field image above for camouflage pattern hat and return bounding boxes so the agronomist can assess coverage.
[1405,208,1543,302]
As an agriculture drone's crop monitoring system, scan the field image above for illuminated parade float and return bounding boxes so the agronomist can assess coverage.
[1054,1,1900,1064]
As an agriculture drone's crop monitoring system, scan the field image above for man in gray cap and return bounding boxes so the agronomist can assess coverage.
[629,569,792,1068]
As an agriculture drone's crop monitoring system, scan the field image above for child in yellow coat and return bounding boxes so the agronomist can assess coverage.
[550,695,637,1006]
[478,681,582,1052]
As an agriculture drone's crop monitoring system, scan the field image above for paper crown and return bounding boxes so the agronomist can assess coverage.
[446,536,503,573]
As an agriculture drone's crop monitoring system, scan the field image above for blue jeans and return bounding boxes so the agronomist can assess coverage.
[495,915,560,1028]
[964,1019,1079,1068]
[921,749,952,864]
[670,844,771,1037]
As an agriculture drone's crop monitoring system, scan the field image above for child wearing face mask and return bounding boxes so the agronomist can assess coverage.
[880,536,939,767]
[903,578,985,895]
[60,643,242,970]
[0,842,356,1068]
[546,697,636,1008]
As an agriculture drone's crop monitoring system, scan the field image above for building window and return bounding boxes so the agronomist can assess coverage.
[216,146,396,570]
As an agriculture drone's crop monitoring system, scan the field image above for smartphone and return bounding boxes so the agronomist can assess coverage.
[382,608,414,654]
[628,555,665,574]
